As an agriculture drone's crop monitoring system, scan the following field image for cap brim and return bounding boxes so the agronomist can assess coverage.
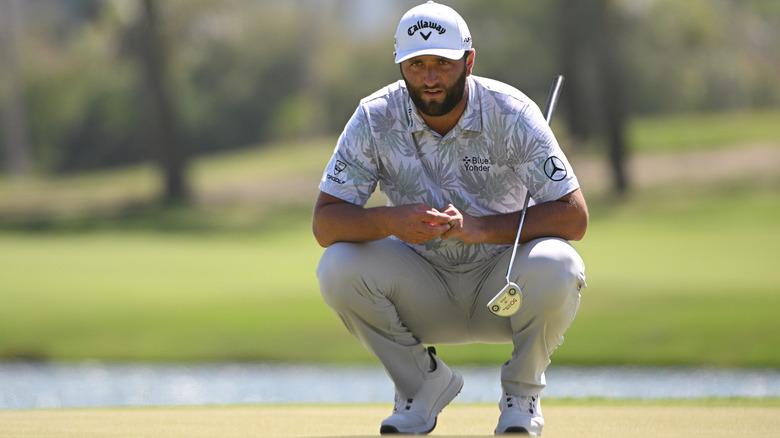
[394,48,466,64]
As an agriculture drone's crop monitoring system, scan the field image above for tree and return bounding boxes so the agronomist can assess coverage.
[130,0,189,204]
[0,0,32,175]
[595,0,629,194]
[558,0,629,194]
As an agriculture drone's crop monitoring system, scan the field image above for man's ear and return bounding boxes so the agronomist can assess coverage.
[466,49,475,76]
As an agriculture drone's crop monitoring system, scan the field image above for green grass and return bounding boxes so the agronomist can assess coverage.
[1,110,779,366]
[629,108,780,153]
[556,180,780,367]
[0,221,345,362]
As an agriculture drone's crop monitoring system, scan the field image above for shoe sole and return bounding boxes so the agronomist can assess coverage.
[380,372,464,435]
[496,425,543,436]
[497,426,530,434]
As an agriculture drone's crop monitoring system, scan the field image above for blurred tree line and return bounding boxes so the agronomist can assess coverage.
[1,0,778,200]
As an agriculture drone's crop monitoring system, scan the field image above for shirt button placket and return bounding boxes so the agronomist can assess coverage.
[440,138,453,164]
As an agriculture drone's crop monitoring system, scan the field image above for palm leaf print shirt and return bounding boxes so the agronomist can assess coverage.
[319,75,580,268]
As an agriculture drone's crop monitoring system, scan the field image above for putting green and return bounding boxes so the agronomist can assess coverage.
[1,403,778,437]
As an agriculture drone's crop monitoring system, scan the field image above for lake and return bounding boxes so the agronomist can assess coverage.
[1,361,778,409]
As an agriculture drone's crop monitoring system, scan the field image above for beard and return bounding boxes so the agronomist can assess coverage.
[402,66,468,117]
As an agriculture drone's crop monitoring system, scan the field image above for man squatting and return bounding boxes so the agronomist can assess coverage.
[313,2,588,435]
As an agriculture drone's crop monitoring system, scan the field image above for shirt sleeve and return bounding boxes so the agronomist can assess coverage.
[514,101,580,203]
[318,106,379,206]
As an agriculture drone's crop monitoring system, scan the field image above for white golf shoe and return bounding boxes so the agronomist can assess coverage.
[494,392,544,435]
[380,347,463,434]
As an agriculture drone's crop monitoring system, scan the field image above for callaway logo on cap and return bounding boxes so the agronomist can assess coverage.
[394,1,472,64]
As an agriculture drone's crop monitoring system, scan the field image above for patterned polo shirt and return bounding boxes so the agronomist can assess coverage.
[319,75,580,267]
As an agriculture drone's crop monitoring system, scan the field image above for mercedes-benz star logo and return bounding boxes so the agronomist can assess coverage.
[543,156,567,181]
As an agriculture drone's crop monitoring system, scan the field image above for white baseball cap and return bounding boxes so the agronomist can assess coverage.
[394,1,472,64]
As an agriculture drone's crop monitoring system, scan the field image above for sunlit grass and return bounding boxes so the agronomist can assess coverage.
[629,108,780,153]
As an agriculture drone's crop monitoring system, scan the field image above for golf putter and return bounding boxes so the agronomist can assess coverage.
[487,75,564,317]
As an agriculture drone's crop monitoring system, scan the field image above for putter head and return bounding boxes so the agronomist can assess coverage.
[487,282,522,317]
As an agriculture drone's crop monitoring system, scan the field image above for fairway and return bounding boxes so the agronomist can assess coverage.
[2,402,778,437]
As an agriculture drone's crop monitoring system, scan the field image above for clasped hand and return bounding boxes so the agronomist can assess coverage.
[389,203,481,244]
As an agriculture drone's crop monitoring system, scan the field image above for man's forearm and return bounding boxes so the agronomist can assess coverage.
[510,189,589,243]
[454,189,588,244]
[313,201,390,248]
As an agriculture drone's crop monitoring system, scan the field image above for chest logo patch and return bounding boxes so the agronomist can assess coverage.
[463,156,491,172]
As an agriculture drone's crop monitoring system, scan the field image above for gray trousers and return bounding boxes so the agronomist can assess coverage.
[317,237,586,398]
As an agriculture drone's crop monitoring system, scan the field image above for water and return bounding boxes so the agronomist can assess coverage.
[1,361,778,409]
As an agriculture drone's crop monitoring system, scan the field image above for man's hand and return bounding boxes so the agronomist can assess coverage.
[391,203,453,244]
[438,203,485,244]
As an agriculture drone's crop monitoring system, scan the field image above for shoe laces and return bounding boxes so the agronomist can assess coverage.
[391,346,439,413]
[504,393,538,415]
[392,394,415,413]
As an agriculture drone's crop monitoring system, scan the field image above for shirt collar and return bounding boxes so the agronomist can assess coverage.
[460,76,483,133]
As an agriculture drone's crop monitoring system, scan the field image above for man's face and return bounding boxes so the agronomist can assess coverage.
[400,54,470,117]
